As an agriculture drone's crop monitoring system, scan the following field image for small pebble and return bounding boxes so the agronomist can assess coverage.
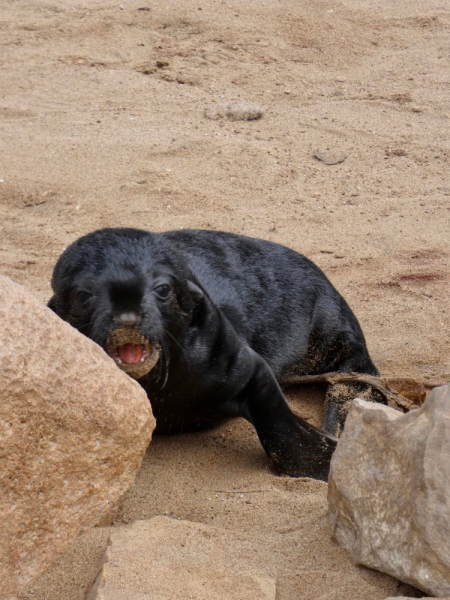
[176,74,196,85]
[204,101,263,122]
[313,150,347,165]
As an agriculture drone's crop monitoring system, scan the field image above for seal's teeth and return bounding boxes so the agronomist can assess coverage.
[117,358,123,364]
[140,357,145,363]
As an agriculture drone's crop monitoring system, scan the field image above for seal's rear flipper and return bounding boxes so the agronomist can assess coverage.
[323,382,385,437]
[235,351,337,480]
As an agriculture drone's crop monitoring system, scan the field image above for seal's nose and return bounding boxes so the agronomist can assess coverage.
[118,312,139,328]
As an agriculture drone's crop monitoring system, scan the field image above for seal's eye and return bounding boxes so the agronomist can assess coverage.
[76,291,93,306]
[154,284,171,299]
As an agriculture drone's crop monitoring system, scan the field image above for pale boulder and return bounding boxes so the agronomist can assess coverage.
[0,276,155,600]
[328,385,450,597]
[87,517,277,600]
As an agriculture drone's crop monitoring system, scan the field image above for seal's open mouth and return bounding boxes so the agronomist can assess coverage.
[105,328,160,380]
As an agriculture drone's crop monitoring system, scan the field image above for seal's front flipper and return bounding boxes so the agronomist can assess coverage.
[322,382,385,437]
[236,351,337,480]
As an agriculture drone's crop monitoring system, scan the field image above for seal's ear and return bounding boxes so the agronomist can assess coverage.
[187,280,203,304]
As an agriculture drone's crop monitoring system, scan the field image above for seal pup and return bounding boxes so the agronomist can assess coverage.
[48,228,379,480]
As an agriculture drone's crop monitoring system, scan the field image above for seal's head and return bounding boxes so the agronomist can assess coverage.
[48,228,203,380]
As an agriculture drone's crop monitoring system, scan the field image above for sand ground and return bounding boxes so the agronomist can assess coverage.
[1,0,448,598]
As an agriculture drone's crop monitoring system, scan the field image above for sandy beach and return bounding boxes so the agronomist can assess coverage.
[0,0,448,597]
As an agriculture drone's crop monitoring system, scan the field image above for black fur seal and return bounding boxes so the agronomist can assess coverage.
[48,228,379,480]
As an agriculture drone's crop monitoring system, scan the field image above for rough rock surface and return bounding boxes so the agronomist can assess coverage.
[329,385,450,597]
[87,517,276,600]
[0,276,155,600]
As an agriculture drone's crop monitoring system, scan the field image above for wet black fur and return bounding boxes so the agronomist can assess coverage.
[48,228,379,480]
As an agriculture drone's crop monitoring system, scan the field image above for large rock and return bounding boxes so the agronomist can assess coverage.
[87,517,277,600]
[328,385,450,597]
[0,276,155,600]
